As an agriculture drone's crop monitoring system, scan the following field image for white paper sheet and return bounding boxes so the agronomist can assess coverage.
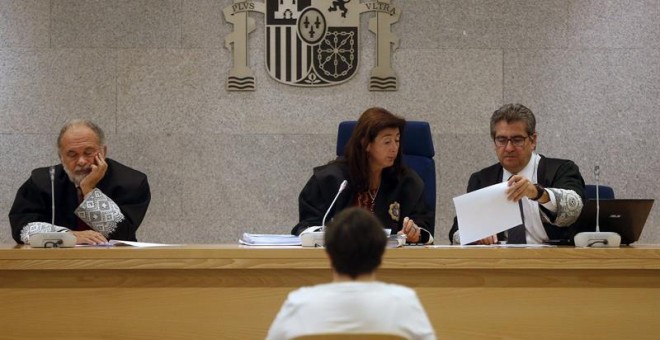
[452,182,522,245]
[76,240,181,247]
[108,240,181,247]
[427,244,553,248]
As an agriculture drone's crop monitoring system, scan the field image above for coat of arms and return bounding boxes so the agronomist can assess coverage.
[223,0,400,91]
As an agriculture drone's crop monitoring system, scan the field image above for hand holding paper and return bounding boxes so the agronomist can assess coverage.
[452,182,522,245]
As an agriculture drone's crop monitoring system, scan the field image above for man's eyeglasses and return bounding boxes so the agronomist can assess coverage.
[494,136,529,148]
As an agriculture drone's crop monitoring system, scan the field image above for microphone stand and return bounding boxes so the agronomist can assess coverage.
[50,167,55,228]
[31,167,76,248]
[574,165,621,247]
[300,180,348,247]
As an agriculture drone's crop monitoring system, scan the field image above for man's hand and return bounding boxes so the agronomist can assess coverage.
[477,234,498,245]
[71,230,108,245]
[506,175,535,202]
[507,175,549,203]
[80,154,107,196]
[400,217,421,243]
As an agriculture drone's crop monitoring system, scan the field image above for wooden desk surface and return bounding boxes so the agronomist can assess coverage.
[2,245,660,339]
[3,244,660,269]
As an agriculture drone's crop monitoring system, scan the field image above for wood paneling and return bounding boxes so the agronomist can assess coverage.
[1,245,660,339]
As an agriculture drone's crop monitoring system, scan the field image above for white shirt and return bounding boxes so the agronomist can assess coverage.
[266,281,436,340]
[502,152,558,244]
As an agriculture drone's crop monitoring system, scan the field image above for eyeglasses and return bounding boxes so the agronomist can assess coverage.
[494,136,529,148]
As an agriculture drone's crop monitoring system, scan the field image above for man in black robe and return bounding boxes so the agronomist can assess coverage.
[449,104,585,244]
[9,120,150,245]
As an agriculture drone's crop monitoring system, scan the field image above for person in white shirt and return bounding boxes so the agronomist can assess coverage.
[267,207,436,340]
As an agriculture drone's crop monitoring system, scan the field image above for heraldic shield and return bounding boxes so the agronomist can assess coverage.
[265,0,360,86]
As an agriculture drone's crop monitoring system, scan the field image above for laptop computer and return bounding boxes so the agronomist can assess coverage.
[573,199,655,245]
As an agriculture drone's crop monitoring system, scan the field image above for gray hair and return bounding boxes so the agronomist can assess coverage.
[490,103,536,139]
[57,119,106,148]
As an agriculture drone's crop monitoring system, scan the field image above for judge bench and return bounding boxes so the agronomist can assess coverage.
[1,244,660,339]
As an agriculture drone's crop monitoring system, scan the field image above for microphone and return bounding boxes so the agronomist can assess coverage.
[574,164,621,247]
[595,165,600,232]
[321,180,348,231]
[50,166,55,227]
[30,166,76,248]
[300,180,348,247]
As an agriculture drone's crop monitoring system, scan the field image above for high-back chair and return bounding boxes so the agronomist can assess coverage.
[336,121,436,210]
[585,185,615,199]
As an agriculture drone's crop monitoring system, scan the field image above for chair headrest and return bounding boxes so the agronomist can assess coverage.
[585,185,615,199]
[404,121,434,157]
[336,121,434,157]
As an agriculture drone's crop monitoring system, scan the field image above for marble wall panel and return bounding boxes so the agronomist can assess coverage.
[503,48,660,184]
[400,0,569,49]
[51,0,181,48]
[117,49,225,135]
[0,0,50,48]
[568,0,660,48]
[0,48,117,134]
[116,46,384,135]
[375,49,502,135]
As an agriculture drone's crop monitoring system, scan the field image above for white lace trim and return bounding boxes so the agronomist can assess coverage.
[543,188,583,226]
[20,222,70,244]
[74,188,125,237]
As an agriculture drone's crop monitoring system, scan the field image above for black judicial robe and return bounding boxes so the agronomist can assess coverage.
[293,161,435,242]
[448,155,586,243]
[9,158,151,244]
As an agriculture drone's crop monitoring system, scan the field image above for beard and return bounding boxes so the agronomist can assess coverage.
[63,165,92,186]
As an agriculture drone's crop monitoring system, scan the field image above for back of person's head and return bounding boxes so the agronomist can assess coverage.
[490,103,536,139]
[344,107,406,192]
[325,207,387,279]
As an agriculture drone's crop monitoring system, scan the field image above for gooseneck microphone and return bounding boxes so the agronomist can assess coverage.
[595,165,600,233]
[573,164,621,247]
[50,166,55,227]
[29,166,75,248]
[300,180,348,247]
[321,180,348,231]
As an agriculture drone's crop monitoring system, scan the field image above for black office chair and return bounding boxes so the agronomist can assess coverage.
[336,121,436,210]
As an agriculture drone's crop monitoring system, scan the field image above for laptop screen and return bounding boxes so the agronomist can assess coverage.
[573,199,654,245]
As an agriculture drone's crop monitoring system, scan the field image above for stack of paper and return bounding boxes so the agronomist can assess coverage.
[239,233,301,246]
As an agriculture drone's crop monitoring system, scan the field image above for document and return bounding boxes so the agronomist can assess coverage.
[239,233,302,246]
[427,244,553,248]
[452,182,522,245]
[107,240,180,247]
[77,240,180,247]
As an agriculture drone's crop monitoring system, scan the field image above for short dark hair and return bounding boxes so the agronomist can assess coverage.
[343,107,406,192]
[490,103,536,139]
[324,207,387,279]
[57,119,105,149]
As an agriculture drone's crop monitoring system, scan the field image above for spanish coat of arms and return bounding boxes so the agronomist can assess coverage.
[223,0,400,91]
